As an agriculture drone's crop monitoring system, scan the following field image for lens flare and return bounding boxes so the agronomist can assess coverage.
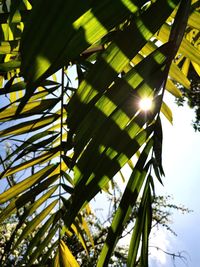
[139,97,153,111]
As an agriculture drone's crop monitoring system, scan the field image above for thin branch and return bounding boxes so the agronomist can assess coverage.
[150,245,189,266]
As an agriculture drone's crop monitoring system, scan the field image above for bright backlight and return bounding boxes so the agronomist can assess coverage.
[139,97,153,111]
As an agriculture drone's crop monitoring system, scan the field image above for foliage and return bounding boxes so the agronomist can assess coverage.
[173,2,200,131]
[0,204,37,266]
[0,0,199,266]
[0,191,191,266]
[72,194,191,267]
[175,65,200,130]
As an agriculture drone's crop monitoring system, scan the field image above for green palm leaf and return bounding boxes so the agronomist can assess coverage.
[0,0,198,266]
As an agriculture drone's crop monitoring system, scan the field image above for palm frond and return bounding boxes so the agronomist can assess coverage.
[0,0,198,266]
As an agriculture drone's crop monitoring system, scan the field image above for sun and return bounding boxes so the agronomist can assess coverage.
[139,97,153,111]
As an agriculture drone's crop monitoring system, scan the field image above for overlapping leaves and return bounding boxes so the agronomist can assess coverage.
[0,0,198,266]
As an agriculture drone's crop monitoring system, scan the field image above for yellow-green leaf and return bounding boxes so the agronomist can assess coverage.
[166,79,182,98]
[161,101,173,124]
[0,164,57,204]
[1,149,59,178]
[55,240,80,267]
[0,99,58,121]
[0,114,59,136]
[13,199,58,250]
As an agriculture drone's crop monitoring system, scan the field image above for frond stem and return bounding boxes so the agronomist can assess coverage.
[59,67,65,241]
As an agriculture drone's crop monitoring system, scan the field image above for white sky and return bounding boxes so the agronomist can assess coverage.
[153,94,200,267]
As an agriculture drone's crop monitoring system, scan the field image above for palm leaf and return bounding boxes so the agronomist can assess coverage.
[0,0,198,266]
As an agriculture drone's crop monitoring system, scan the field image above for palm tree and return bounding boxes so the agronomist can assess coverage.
[0,0,199,266]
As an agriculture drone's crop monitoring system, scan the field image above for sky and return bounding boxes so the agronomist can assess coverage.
[92,93,200,267]
[150,94,200,267]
